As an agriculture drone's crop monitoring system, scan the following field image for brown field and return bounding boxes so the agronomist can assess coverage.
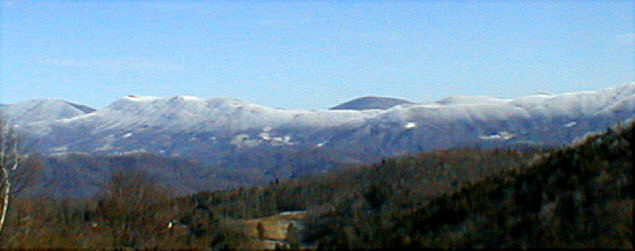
[241,211,309,248]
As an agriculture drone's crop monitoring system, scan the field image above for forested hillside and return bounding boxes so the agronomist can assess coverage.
[305,120,633,248]
[1,120,631,249]
[385,120,633,248]
[187,120,633,249]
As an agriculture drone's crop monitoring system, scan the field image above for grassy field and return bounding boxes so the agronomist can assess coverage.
[241,211,309,249]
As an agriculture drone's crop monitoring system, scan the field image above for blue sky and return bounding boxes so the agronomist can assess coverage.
[1,1,633,109]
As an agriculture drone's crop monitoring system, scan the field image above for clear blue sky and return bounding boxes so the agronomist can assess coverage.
[1,1,633,109]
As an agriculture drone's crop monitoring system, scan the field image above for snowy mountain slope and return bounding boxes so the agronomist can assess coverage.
[9,83,635,169]
[316,84,635,158]
[0,99,95,125]
[23,95,380,145]
[330,96,414,110]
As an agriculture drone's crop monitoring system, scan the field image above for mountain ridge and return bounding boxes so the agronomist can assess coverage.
[5,83,634,124]
[4,84,635,183]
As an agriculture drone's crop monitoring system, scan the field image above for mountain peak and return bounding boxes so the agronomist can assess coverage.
[0,99,95,124]
[330,96,414,110]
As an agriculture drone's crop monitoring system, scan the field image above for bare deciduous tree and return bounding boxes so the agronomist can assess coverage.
[0,118,41,240]
[95,168,174,248]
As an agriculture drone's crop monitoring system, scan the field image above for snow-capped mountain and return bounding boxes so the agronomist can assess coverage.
[0,99,95,125]
[8,84,635,170]
[330,96,414,110]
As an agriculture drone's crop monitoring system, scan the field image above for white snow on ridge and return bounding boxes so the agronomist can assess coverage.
[436,95,510,105]
[84,95,380,133]
[10,83,635,151]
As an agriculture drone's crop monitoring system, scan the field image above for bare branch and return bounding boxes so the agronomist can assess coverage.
[0,117,41,237]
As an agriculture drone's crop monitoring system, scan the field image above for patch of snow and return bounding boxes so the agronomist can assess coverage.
[271,137,283,143]
[498,131,515,140]
[230,134,261,148]
[480,131,516,140]
[271,135,293,146]
[564,121,577,128]
[404,122,416,129]
[259,132,272,141]
[480,134,501,140]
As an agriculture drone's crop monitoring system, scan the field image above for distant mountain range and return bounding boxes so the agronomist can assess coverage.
[330,96,413,110]
[2,84,635,195]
